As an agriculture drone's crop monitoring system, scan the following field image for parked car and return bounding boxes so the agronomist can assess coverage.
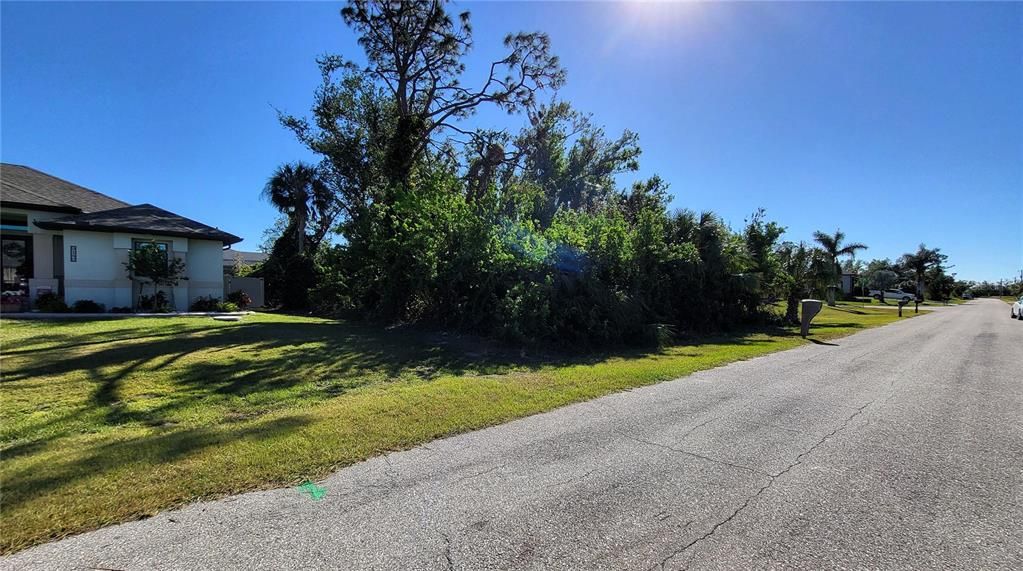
[1012,296,1023,319]
[869,289,915,302]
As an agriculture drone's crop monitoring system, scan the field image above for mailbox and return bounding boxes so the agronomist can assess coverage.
[801,299,823,338]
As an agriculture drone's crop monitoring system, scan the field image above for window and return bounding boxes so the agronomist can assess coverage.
[133,239,169,252]
[132,240,170,259]
[128,240,172,278]
[1,212,28,233]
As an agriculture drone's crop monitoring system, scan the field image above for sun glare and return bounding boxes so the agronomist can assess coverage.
[603,1,705,56]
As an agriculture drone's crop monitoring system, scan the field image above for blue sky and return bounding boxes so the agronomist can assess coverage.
[2,1,1020,282]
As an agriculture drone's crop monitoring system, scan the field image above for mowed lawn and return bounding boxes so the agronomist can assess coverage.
[1,303,919,552]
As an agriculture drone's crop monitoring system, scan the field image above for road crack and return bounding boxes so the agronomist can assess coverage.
[653,399,877,570]
[544,468,598,488]
[454,463,506,483]
[613,429,768,477]
[439,532,455,571]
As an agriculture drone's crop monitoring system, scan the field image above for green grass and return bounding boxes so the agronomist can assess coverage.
[855,296,966,306]
[1,305,919,552]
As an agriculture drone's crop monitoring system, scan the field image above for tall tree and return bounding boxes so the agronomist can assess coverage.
[898,244,947,300]
[741,208,786,312]
[279,58,393,244]
[812,229,867,305]
[508,101,641,225]
[925,265,956,303]
[339,0,565,184]
[262,162,336,254]
[776,242,815,324]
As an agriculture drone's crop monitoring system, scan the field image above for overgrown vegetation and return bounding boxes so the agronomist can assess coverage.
[0,304,918,552]
[248,0,924,348]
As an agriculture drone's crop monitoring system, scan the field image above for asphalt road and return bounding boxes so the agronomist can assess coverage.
[6,299,1022,570]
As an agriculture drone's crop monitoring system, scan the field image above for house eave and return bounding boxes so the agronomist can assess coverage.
[1,200,81,215]
[33,220,243,245]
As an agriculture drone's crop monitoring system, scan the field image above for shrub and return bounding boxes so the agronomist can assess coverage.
[139,291,171,312]
[226,290,252,309]
[216,301,240,313]
[189,296,220,312]
[72,299,105,313]
[263,252,316,310]
[110,306,133,314]
[35,292,69,313]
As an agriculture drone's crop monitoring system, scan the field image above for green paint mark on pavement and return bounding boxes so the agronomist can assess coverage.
[298,480,327,500]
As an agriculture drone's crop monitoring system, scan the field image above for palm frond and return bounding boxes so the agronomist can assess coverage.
[836,242,868,257]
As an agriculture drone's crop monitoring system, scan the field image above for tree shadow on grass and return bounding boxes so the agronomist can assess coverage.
[1,320,203,355]
[1,414,313,515]
[1,317,831,471]
[2,319,667,458]
[826,306,870,315]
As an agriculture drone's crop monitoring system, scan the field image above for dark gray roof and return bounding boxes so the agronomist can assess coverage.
[1,163,130,213]
[35,203,242,245]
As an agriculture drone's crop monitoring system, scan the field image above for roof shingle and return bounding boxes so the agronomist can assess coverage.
[1,163,130,213]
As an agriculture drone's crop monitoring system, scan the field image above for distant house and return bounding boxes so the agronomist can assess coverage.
[1,163,241,312]
[223,249,268,275]
[840,272,858,295]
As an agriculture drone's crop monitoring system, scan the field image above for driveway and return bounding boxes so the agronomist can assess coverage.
[6,299,1021,570]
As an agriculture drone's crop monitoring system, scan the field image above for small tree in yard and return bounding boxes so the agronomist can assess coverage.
[776,242,815,325]
[124,242,185,311]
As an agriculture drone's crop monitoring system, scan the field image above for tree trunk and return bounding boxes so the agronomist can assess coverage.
[828,258,840,306]
[785,294,800,325]
[296,212,306,254]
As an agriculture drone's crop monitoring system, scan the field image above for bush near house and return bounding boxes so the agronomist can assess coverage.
[139,292,171,312]
[34,292,69,313]
[189,296,221,312]
[226,290,252,309]
[71,299,104,313]
[189,297,241,313]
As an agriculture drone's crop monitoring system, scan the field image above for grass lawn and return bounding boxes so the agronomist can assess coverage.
[1,304,920,552]
[856,296,966,306]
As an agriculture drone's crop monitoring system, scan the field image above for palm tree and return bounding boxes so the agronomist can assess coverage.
[898,244,946,301]
[262,162,329,254]
[812,229,868,305]
[777,242,815,324]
